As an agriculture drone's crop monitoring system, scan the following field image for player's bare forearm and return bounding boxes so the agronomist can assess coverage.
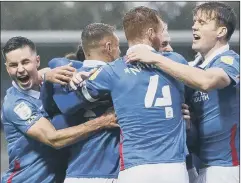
[126,47,231,92]
[27,112,118,149]
[151,55,230,92]
[48,112,117,148]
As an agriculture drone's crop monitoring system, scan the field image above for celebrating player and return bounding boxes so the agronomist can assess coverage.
[1,36,117,183]
[159,22,173,52]
[68,6,190,183]
[42,23,121,183]
[126,2,239,183]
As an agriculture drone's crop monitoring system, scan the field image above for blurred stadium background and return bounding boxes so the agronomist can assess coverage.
[0,1,240,175]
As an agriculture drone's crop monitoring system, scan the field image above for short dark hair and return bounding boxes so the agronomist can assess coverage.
[193,2,237,41]
[123,6,161,42]
[76,45,85,61]
[64,45,85,61]
[65,52,78,60]
[2,36,36,60]
[81,23,115,53]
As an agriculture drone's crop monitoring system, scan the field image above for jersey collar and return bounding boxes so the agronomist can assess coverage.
[198,44,230,69]
[83,60,107,68]
[126,44,155,55]
[12,81,40,99]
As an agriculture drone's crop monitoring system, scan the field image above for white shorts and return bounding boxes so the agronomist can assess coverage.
[188,167,198,183]
[117,162,189,183]
[64,177,117,183]
[194,166,239,183]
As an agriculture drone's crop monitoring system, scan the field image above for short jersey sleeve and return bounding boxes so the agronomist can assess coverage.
[213,55,240,86]
[4,99,43,133]
[81,65,114,102]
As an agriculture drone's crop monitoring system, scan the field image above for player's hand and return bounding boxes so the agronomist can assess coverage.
[182,104,191,129]
[45,63,76,85]
[38,67,51,83]
[69,68,97,90]
[126,45,158,64]
[101,109,119,129]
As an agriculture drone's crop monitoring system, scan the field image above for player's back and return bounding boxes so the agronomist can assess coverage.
[61,64,120,179]
[1,86,60,183]
[187,50,240,166]
[91,52,188,170]
[42,58,120,178]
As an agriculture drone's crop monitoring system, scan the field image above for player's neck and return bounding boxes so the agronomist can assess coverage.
[32,84,40,91]
[201,41,228,60]
[128,40,152,48]
[85,53,110,63]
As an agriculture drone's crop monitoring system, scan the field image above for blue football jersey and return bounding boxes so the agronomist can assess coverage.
[43,59,120,178]
[64,61,120,179]
[186,50,240,166]
[77,52,189,170]
[1,82,62,183]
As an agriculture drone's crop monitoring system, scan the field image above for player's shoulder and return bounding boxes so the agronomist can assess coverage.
[2,87,20,108]
[103,57,126,71]
[163,51,188,65]
[215,50,239,66]
[48,57,83,69]
[2,89,34,119]
[108,57,125,66]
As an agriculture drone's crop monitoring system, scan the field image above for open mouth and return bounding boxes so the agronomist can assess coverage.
[193,34,201,41]
[17,75,30,84]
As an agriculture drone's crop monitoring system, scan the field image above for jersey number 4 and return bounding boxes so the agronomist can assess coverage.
[145,75,173,118]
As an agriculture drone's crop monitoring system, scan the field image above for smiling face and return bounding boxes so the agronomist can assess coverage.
[5,46,40,90]
[192,10,221,55]
[159,24,173,52]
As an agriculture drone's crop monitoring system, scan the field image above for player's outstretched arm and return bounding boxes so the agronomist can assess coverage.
[4,99,118,149]
[27,111,118,149]
[126,47,235,92]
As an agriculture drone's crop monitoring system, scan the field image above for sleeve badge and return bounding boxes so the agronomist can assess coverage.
[89,68,102,81]
[221,56,234,65]
[14,102,32,120]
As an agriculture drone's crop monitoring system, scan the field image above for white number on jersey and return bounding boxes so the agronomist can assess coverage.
[145,75,173,118]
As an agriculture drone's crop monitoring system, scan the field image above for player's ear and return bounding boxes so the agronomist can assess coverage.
[36,55,40,69]
[147,28,154,39]
[5,62,9,73]
[217,26,227,39]
[105,42,112,53]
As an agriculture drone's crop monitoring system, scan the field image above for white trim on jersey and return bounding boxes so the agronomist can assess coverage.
[81,82,99,103]
[199,44,229,68]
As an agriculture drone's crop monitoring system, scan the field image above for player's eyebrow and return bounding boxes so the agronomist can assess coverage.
[7,57,31,65]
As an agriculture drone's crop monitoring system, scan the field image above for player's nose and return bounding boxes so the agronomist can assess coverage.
[164,45,173,52]
[192,22,198,31]
[17,64,25,73]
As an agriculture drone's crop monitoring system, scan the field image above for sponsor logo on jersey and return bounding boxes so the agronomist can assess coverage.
[192,91,209,103]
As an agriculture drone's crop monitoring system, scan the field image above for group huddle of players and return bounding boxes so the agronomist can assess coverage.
[1,2,239,183]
